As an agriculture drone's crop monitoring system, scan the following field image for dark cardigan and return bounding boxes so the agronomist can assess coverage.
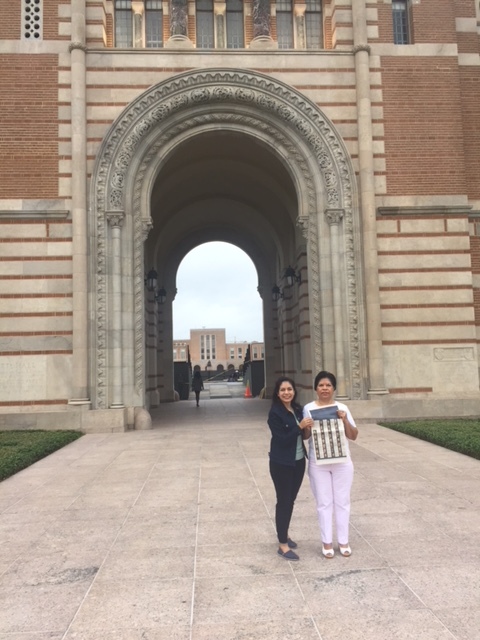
[267,402,305,466]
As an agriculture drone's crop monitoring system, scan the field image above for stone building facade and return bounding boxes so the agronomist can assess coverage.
[173,328,265,372]
[0,0,479,431]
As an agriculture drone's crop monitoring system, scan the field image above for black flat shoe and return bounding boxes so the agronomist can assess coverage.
[287,538,298,549]
[277,548,299,561]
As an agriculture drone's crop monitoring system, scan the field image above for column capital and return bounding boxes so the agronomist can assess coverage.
[296,216,309,239]
[352,44,371,55]
[106,211,125,228]
[69,41,87,52]
[325,208,344,225]
[142,218,154,241]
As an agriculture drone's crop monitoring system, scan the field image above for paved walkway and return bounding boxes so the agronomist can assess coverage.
[1,394,479,639]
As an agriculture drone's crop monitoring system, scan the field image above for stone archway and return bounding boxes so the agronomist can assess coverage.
[90,68,364,411]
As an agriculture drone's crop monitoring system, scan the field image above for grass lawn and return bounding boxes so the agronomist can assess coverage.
[0,430,83,482]
[378,418,480,461]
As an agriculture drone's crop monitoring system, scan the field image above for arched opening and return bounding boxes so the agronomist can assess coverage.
[90,68,365,418]
[143,131,301,406]
[170,241,264,398]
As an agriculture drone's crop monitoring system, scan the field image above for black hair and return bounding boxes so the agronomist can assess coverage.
[271,376,302,412]
[313,370,337,390]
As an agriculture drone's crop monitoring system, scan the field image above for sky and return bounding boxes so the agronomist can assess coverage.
[173,242,264,343]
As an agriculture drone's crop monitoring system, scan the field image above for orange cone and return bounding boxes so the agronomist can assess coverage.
[244,380,252,398]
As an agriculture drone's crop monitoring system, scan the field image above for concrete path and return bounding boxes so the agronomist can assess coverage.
[0,396,479,639]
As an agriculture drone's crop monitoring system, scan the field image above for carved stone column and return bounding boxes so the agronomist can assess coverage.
[325,209,347,398]
[132,1,145,48]
[294,3,306,49]
[107,212,125,409]
[250,0,275,48]
[215,1,226,48]
[165,0,194,47]
[68,0,90,408]
[352,0,387,395]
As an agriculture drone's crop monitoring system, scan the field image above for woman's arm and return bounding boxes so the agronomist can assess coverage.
[268,408,302,447]
[336,406,358,441]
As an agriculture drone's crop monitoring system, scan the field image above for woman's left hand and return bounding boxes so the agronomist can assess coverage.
[299,417,314,430]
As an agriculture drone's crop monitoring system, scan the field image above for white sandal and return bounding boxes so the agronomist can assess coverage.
[339,545,351,557]
[322,546,334,558]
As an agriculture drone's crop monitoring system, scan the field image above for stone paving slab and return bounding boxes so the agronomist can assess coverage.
[0,396,479,639]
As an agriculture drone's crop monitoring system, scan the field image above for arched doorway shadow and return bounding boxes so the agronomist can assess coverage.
[90,68,365,412]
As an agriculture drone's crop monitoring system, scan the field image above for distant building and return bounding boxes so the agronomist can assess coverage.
[173,329,264,374]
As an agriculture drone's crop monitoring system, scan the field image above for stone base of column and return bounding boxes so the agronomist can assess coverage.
[68,399,91,408]
[164,35,194,49]
[249,36,278,50]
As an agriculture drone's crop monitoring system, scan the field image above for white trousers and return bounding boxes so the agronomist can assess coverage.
[308,458,354,545]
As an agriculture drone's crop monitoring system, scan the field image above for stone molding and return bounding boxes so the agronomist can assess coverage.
[378,205,473,216]
[91,68,362,407]
[69,42,87,52]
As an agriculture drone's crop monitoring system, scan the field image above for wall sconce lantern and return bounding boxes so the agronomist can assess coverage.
[145,269,158,292]
[155,287,167,304]
[271,285,284,302]
[284,266,301,286]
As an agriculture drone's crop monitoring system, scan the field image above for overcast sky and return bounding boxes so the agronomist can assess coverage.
[173,242,264,343]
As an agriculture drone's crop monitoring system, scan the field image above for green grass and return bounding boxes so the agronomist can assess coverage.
[0,430,83,482]
[378,418,480,460]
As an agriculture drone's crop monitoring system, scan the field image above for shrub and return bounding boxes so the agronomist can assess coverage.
[378,419,480,460]
[0,430,83,481]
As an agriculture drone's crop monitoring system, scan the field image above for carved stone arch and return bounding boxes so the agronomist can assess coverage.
[90,68,362,408]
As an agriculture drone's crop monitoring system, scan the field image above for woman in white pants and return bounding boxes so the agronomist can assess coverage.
[303,371,358,558]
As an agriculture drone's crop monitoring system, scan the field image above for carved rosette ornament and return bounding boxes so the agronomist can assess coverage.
[92,69,363,406]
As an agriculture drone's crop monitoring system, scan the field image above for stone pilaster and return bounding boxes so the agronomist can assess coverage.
[214,1,226,48]
[68,0,90,407]
[106,212,125,408]
[352,0,387,395]
[132,1,145,48]
[325,209,347,397]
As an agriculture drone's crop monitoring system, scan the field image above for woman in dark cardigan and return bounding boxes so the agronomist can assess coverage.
[267,376,313,561]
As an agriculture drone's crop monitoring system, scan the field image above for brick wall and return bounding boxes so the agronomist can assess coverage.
[0,55,59,198]
[0,2,21,39]
[411,0,456,43]
[459,67,480,200]
[376,3,394,43]
[45,0,66,40]
[381,57,467,196]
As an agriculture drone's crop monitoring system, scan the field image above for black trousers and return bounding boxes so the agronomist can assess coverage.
[269,457,306,544]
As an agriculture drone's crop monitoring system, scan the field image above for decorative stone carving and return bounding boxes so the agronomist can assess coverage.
[170,0,188,36]
[325,209,344,226]
[106,212,125,228]
[352,44,371,55]
[252,0,271,38]
[69,42,87,52]
[434,348,474,362]
[296,216,309,239]
[92,69,363,405]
